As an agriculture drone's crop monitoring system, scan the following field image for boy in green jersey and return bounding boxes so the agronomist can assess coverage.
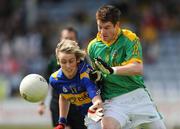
[88,5,166,129]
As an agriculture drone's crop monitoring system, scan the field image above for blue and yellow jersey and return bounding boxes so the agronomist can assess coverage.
[49,61,99,116]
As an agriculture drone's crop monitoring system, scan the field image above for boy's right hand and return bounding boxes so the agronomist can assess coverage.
[94,57,114,74]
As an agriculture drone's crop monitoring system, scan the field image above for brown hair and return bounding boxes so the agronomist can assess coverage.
[96,5,121,25]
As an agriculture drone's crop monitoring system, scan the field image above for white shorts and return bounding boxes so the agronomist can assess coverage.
[103,88,162,129]
[84,115,101,129]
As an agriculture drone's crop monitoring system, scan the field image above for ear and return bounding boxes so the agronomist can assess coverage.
[56,58,60,65]
[77,58,80,63]
[115,22,120,28]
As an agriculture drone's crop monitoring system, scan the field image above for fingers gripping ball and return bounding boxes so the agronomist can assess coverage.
[19,74,48,103]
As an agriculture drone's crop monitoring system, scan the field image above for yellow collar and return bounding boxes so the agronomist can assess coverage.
[96,28,121,46]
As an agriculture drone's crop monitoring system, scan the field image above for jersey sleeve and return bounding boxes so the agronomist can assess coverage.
[122,38,143,65]
[87,38,97,60]
[49,75,56,88]
[49,75,63,94]
[121,29,143,65]
[80,72,99,99]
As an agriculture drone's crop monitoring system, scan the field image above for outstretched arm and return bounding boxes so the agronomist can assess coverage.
[59,94,70,118]
[94,57,143,76]
[54,95,70,129]
[91,95,103,111]
[88,95,103,122]
[112,62,143,75]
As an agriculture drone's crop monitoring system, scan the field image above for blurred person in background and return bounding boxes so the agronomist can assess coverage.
[38,27,86,129]
[50,39,103,129]
[140,6,160,64]
[87,5,166,129]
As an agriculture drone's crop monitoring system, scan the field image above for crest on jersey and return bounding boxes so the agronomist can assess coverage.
[62,86,68,93]
[112,50,118,59]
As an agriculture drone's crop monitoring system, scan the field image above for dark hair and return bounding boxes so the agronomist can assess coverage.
[63,26,78,38]
[96,5,121,25]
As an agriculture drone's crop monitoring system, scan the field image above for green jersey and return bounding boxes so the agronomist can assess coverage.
[87,29,145,100]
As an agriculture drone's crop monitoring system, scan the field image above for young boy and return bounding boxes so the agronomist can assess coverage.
[88,4,166,129]
[49,39,103,129]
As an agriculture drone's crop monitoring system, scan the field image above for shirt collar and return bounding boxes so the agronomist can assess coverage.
[96,28,121,46]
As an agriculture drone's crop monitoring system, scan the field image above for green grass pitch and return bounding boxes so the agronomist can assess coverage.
[0,125,52,129]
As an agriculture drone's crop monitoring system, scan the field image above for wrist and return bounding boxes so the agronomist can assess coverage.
[58,117,67,125]
[112,67,118,74]
[93,100,102,106]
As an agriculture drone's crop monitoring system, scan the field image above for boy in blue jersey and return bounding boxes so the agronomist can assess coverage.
[49,39,103,129]
[38,27,86,129]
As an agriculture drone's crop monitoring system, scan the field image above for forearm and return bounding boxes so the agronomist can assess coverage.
[59,95,70,118]
[92,95,103,107]
[88,95,103,122]
[113,62,143,76]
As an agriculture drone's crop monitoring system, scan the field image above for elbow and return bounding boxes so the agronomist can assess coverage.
[137,69,143,75]
[133,63,143,75]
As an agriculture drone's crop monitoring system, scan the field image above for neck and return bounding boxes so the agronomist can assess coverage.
[65,69,78,79]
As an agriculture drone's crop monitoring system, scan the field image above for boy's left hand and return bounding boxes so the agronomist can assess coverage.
[88,107,103,122]
[88,102,103,122]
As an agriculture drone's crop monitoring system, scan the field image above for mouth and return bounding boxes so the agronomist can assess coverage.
[102,35,108,39]
[66,69,72,73]
[65,69,72,73]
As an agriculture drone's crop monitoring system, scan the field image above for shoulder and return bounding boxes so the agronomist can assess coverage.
[122,29,139,42]
[49,70,61,84]
[78,61,91,80]
[51,70,59,80]
[88,38,98,46]
[87,38,98,54]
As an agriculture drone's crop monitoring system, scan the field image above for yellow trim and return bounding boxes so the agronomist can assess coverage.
[122,29,139,41]
[80,72,89,79]
[96,28,121,46]
[62,92,91,106]
[121,58,142,66]
[52,70,59,80]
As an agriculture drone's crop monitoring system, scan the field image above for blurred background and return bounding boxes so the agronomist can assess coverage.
[0,0,179,129]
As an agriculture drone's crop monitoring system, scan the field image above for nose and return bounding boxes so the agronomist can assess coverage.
[66,62,71,68]
[100,28,105,34]
[101,29,107,36]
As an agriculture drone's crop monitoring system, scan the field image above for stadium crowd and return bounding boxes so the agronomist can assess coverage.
[0,0,179,99]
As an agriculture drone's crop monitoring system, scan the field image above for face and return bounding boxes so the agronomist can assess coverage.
[57,52,79,79]
[61,30,77,41]
[97,20,119,42]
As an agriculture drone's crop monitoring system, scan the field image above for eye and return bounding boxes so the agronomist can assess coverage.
[60,60,66,64]
[98,25,102,31]
[104,25,111,30]
[69,59,76,64]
